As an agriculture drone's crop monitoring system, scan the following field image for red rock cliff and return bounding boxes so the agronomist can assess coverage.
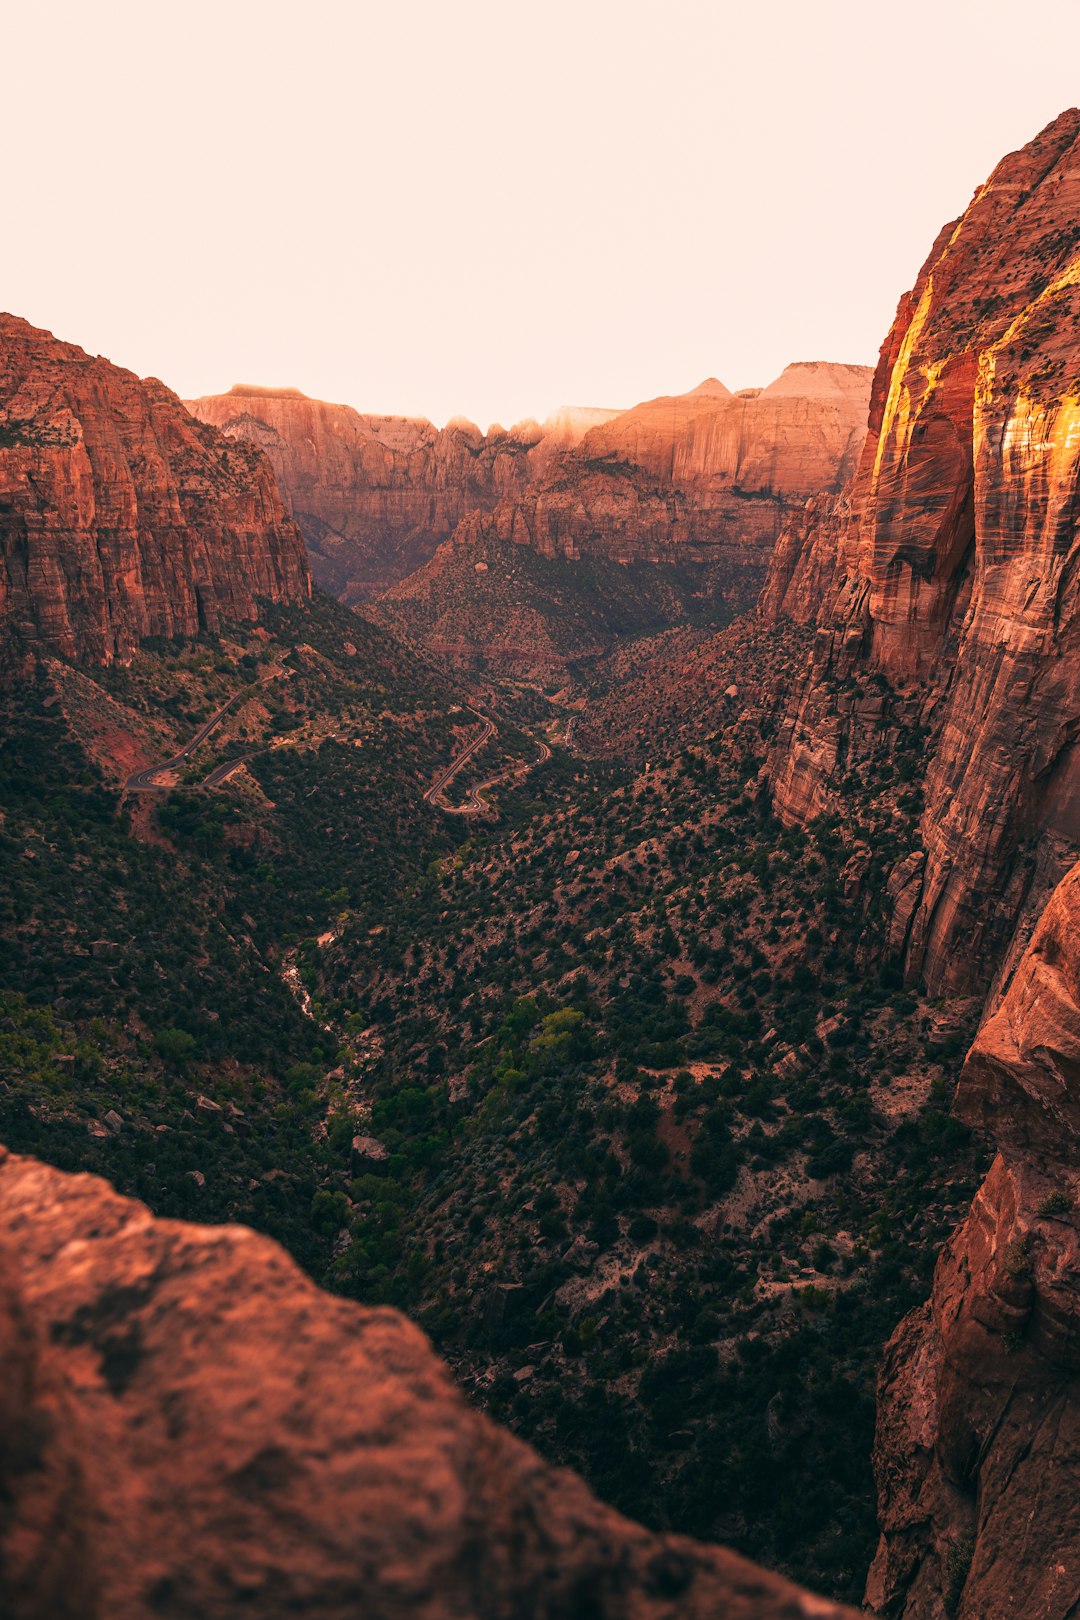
[0,1145,858,1620]
[761,110,1080,996]
[0,317,310,666]
[866,859,1080,1619]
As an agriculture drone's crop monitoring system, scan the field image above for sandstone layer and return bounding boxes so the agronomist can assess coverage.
[0,317,310,665]
[761,110,1080,996]
[866,859,1080,1619]
[185,387,621,599]
[0,1145,858,1620]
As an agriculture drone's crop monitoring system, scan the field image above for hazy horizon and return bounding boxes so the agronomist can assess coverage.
[9,0,1080,428]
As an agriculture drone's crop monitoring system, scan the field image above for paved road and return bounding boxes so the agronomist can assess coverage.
[199,749,263,788]
[433,731,551,816]
[423,708,497,807]
[125,661,288,793]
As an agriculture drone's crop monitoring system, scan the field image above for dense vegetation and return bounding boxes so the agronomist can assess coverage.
[0,589,987,1604]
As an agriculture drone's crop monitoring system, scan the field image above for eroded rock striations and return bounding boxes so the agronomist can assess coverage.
[0,317,310,666]
[185,387,621,599]
[0,1146,857,1620]
[866,859,1080,1620]
[761,110,1080,996]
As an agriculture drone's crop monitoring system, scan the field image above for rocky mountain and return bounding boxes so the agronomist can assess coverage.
[185,386,621,599]
[187,366,870,607]
[0,1143,860,1620]
[362,365,870,676]
[760,109,1080,997]
[867,858,1080,1620]
[581,364,871,498]
[0,317,310,665]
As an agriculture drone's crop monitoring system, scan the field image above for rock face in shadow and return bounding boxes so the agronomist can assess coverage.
[187,367,870,601]
[0,1145,858,1620]
[866,860,1080,1620]
[760,110,1080,996]
[0,318,310,665]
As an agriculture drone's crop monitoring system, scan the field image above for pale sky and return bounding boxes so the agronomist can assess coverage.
[8,0,1080,428]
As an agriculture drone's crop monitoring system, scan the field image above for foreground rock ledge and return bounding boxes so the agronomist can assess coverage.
[0,1148,856,1620]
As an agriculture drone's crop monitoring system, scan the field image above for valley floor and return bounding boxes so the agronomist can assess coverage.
[0,592,989,1604]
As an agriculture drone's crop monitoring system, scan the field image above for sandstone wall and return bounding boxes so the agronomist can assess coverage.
[867,860,1080,1619]
[0,318,310,665]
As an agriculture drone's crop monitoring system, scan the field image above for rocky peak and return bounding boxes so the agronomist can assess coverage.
[759,362,874,401]
[687,376,732,397]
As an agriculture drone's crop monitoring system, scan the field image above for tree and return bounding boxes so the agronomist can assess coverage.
[154,1027,196,1068]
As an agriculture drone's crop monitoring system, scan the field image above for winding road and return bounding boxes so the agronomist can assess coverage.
[125,659,552,815]
[445,738,552,815]
[424,700,554,816]
[125,660,290,793]
[422,708,497,808]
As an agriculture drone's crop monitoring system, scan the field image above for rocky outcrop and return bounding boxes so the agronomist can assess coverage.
[866,860,1080,1619]
[0,1145,858,1620]
[761,110,1080,995]
[185,387,621,599]
[0,317,310,665]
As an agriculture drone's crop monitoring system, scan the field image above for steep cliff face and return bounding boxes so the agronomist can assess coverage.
[761,110,1080,995]
[581,364,870,499]
[0,1145,858,1620]
[0,318,310,666]
[186,386,620,599]
[866,860,1080,1620]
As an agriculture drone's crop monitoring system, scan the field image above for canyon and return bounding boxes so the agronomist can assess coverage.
[187,363,870,602]
[0,317,309,665]
[1,109,1080,1620]
[185,386,615,599]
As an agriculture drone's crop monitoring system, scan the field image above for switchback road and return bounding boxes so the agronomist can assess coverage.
[125,661,289,793]
[422,708,497,808]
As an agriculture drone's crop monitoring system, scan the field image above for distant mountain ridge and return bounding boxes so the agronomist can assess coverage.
[187,362,871,600]
[186,387,623,599]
